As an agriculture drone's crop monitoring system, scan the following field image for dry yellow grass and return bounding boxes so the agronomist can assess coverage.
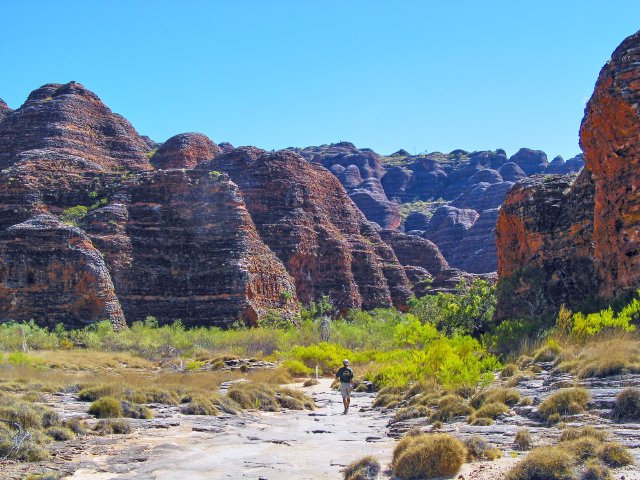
[555,335,640,378]
[392,433,467,479]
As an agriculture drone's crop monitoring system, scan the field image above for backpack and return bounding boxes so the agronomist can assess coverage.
[339,367,353,383]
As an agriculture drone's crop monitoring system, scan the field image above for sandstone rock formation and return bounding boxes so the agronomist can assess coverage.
[87,170,299,327]
[0,99,11,121]
[0,215,125,329]
[580,30,640,299]
[378,229,449,296]
[151,132,222,169]
[0,82,154,171]
[496,30,640,319]
[495,172,596,318]
[295,143,400,229]
[210,147,413,311]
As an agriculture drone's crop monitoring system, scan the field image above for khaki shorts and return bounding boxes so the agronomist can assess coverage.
[340,382,352,398]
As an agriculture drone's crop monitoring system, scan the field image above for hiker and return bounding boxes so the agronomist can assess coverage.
[335,359,354,414]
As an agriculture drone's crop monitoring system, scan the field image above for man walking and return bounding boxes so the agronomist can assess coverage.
[335,359,354,414]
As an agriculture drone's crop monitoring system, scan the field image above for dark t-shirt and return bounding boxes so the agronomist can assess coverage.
[336,366,354,383]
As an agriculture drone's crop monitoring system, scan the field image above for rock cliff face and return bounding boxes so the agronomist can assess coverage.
[295,143,401,230]
[0,99,11,121]
[495,172,597,318]
[580,30,640,299]
[210,147,413,311]
[0,215,126,329]
[88,170,298,327]
[0,84,300,328]
[0,82,154,171]
[495,29,640,319]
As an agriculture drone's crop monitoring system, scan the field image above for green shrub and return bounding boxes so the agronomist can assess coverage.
[60,205,88,225]
[612,388,640,421]
[506,446,576,480]
[537,388,590,420]
[88,397,123,418]
[392,433,467,479]
[283,359,314,376]
[343,455,381,480]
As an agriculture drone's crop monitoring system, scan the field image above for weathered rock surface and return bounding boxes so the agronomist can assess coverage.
[496,172,597,319]
[0,215,125,329]
[496,30,640,319]
[210,147,413,310]
[580,30,640,300]
[295,143,400,229]
[0,82,153,171]
[0,98,11,121]
[87,170,299,327]
[451,208,500,273]
[509,148,548,176]
[422,205,479,260]
[151,132,222,169]
[379,229,449,295]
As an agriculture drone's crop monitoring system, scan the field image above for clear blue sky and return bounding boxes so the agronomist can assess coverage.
[1,1,639,159]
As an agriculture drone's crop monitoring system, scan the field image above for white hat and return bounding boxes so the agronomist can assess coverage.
[343,359,350,365]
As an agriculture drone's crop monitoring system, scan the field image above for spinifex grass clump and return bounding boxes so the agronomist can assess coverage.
[464,435,502,461]
[537,388,590,421]
[429,394,473,422]
[392,433,467,479]
[343,455,381,480]
[514,428,532,450]
[612,388,640,421]
[226,382,315,412]
[506,446,575,480]
[88,397,122,418]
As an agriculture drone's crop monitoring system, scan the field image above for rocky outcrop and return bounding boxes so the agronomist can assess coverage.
[496,30,640,319]
[295,143,400,229]
[580,30,640,299]
[379,229,448,275]
[422,206,479,260]
[0,215,125,329]
[451,208,500,274]
[509,148,548,176]
[496,172,597,319]
[211,147,413,310]
[0,82,153,171]
[151,132,222,169]
[86,170,299,327]
[0,99,11,121]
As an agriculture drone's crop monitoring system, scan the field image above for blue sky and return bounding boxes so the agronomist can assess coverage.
[1,1,639,159]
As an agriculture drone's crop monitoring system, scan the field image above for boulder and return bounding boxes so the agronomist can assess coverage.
[152,132,222,169]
